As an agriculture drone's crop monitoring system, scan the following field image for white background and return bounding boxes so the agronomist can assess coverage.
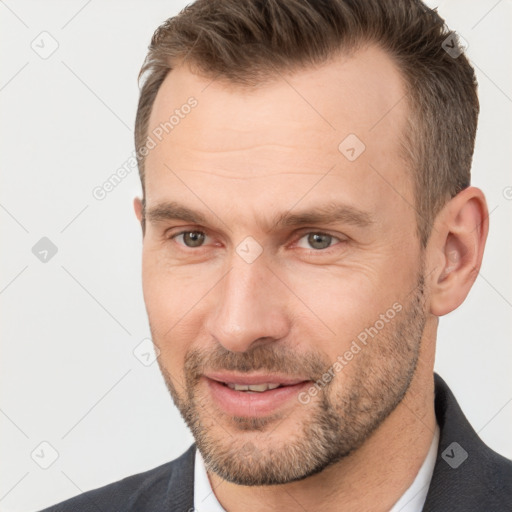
[1,1,511,510]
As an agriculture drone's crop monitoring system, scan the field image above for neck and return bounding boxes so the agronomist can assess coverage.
[208,321,438,512]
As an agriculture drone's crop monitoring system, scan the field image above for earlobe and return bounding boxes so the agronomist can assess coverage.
[428,187,489,317]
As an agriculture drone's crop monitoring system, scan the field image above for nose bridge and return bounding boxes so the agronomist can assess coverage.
[206,255,289,352]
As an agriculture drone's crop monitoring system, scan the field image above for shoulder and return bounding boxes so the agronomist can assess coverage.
[424,374,512,511]
[38,444,196,512]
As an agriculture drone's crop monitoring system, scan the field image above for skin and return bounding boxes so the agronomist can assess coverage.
[134,44,488,511]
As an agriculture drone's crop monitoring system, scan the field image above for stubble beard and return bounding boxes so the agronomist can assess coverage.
[155,274,426,486]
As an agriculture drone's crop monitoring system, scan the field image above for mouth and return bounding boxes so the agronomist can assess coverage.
[203,373,312,417]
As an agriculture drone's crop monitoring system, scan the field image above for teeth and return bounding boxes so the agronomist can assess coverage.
[226,383,281,392]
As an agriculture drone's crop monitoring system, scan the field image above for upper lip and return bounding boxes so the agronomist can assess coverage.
[205,372,310,386]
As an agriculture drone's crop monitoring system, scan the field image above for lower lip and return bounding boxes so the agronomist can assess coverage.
[204,378,311,417]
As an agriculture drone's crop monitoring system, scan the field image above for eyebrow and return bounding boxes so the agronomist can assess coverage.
[146,201,207,225]
[271,203,373,230]
[145,200,373,230]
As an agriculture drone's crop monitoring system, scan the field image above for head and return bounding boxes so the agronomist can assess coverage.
[133,0,488,485]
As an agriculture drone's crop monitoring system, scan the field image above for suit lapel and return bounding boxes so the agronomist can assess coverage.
[164,443,196,511]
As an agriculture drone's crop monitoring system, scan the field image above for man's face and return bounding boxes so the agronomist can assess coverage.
[138,45,428,485]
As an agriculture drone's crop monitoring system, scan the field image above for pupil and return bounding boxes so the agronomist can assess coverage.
[184,231,205,247]
[308,233,331,250]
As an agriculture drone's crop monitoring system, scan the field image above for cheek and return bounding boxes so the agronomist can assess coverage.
[141,250,220,362]
[142,246,209,320]
[292,272,377,355]
[287,259,414,354]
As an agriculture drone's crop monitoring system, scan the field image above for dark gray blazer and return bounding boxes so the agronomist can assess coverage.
[39,374,512,511]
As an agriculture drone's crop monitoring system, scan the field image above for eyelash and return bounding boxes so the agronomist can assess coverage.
[168,229,346,254]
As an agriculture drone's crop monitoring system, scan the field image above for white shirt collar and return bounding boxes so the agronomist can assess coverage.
[194,450,226,512]
[193,424,440,512]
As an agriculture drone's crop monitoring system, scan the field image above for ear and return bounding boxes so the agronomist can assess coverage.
[426,187,489,316]
[133,197,145,233]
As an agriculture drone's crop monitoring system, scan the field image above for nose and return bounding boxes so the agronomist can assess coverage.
[205,256,290,353]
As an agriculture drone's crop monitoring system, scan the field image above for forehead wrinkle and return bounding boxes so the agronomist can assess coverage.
[163,169,336,181]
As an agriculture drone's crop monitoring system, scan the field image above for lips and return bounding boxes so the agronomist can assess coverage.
[204,373,312,417]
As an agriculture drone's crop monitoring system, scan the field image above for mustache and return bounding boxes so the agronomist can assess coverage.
[184,343,331,382]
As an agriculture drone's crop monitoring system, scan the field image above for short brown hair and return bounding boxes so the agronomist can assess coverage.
[135,0,478,245]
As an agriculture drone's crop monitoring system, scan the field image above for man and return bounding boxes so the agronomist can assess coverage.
[41,0,512,510]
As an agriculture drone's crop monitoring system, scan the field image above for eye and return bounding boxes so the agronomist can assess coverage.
[172,230,208,248]
[296,232,341,250]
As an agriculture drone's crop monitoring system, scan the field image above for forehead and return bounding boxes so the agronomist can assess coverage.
[144,44,413,227]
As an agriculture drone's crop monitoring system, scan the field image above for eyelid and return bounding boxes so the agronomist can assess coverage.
[165,225,207,237]
[293,229,346,241]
